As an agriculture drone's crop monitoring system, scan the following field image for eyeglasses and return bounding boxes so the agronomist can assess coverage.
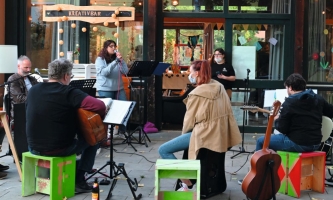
[213,54,222,56]
[109,45,116,48]
[70,74,74,79]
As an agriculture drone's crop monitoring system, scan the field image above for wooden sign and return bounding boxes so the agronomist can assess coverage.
[43,4,135,23]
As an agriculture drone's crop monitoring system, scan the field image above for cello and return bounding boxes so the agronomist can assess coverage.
[242,101,281,200]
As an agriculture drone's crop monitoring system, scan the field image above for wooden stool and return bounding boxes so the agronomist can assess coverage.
[277,151,325,198]
[155,159,201,200]
[22,152,76,200]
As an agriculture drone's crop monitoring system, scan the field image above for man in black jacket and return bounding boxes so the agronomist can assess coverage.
[7,55,38,121]
[256,73,333,152]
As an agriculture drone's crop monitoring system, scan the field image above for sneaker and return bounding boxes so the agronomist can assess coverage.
[75,181,92,193]
[0,172,7,180]
[0,164,9,171]
[177,183,192,191]
[238,179,243,185]
[113,132,126,140]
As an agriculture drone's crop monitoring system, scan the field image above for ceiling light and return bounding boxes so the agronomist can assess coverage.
[172,0,179,6]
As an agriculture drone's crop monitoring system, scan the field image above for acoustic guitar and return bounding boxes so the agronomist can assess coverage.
[240,105,271,114]
[77,108,107,146]
[242,101,281,200]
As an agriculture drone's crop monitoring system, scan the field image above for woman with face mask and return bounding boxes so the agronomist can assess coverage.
[158,60,241,191]
[210,48,236,100]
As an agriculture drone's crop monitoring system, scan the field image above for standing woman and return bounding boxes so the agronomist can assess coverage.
[95,40,128,134]
[210,48,236,100]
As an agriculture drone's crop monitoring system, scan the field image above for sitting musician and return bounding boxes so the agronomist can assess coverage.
[239,73,333,185]
[256,73,333,152]
[26,58,106,193]
[158,60,242,191]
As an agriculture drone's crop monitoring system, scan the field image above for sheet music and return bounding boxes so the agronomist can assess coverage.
[103,100,135,125]
[98,98,112,111]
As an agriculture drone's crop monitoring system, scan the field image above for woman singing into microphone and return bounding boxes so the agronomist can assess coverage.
[95,40,129,136]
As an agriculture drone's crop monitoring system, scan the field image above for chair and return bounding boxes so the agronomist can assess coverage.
[155,159,201,200]
[175,148,227,199]
[277,116,333,198]
[22,152,76,200]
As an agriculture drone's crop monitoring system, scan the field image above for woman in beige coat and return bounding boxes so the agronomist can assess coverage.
[158,60,242,191]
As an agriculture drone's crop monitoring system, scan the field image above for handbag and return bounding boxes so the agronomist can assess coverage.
[77,108,107,146]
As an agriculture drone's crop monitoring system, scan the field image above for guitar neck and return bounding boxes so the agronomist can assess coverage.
[262,101,281,149]
[256,108,271,114]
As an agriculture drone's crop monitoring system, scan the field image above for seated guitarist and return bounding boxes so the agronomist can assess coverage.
[239,73,333,185]
[26,59,106,193]
[257,73,333,152]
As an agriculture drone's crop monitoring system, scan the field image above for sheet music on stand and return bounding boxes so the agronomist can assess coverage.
[103,100,136,126]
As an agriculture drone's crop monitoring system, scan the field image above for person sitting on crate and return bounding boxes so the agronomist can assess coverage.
[25,59,106,193]
[158,60,242,191]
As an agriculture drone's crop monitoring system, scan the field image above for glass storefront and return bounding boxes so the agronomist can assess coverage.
[229,0,291,14]
[29,0,143,73]
[232,24,285,81]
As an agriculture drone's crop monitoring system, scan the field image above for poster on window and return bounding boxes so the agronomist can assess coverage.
[232,46,256,80]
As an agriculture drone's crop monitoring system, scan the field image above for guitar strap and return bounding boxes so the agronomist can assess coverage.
[254,159,277,200]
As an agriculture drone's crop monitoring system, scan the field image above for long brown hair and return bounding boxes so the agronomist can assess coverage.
[191,60,211,85]
[209,48,226,66]
[98,40,117,64]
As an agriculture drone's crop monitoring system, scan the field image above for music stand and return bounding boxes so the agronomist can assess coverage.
[69,79,96,96]
[85,100,142,200]
[230,69,252,159]
[126,61,162,147]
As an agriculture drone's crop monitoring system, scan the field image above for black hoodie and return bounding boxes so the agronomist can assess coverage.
[275,89,333,145]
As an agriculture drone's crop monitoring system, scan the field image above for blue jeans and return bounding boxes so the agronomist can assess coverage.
[158,132,192,159]
[29,135,99,173]
[256,134,320,152]
[98,89,127,132]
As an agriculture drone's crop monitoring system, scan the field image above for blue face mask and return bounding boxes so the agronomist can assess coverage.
[188,73,197,84]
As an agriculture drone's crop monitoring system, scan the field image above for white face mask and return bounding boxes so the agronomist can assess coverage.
[188,73,197,84]
[215,57,223,63]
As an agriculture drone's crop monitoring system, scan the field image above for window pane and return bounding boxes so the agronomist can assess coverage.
[163,0,223,12]
[89,21,143,66]
[29,3,54,73]
[163,29,204,68]
[228,0,291,14]
[232,24,285,81]
[307,0,331,83]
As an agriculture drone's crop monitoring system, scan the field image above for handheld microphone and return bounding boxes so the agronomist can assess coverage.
[34,68,41,75]
[247,68,251,73]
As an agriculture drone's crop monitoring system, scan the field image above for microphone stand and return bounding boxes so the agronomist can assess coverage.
[230,69,252,159]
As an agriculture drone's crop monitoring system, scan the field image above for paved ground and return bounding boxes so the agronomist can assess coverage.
[0,130,332,200]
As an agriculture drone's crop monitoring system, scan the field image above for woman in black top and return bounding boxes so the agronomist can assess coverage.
[210,48,236,100]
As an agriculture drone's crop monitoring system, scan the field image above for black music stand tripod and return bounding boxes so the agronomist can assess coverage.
[126,61,160,147]
[230,69,252,159]
[0,75,28,158]
[85,102,142,200]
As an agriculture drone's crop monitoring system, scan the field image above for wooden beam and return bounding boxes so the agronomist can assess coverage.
[294,0,304,74]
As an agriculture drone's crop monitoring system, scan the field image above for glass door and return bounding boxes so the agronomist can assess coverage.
[226,19,293,132]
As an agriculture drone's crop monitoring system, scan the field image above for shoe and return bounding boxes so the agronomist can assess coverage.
[0,172,7,180]
[0,164,9,171]
[238,179,243,185]
[177,183,193,191]
[113,132,126,140]
[75,181,92,193]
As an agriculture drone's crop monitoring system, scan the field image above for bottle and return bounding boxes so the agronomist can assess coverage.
[92,178,99,200]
